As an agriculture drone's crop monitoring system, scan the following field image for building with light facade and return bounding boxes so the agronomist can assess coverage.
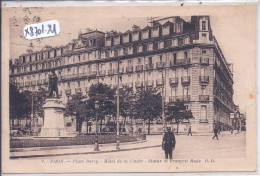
[10,16,236,133]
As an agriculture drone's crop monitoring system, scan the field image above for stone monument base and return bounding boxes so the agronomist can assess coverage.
[40,98,68,137]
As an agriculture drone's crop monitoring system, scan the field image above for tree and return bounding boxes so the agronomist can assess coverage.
[87,83,116,132]
[135,88,162,135]
[119,85,135,129]
[166,99,194,135]
[64,92,88,133]
[9,82,31,127]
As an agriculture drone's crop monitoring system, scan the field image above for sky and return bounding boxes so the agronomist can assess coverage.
[8,6,256,114]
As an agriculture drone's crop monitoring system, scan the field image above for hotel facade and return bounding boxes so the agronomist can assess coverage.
[10,16,236,133]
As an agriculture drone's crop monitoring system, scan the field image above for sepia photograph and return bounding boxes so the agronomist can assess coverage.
[2,3,257,173]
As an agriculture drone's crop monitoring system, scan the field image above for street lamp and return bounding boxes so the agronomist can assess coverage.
[94,100,100,151]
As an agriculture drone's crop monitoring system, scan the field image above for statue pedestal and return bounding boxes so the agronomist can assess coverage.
[40,98,68,137]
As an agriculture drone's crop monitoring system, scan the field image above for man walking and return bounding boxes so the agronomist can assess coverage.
[212,126,219,140]
[187,126,192,136]
[162,127,176,159]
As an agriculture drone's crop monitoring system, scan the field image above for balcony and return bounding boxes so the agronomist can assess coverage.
[156,79,163,86]
[117,68,124,74]
[169,95,191,102]
[65,89,71,95]
[199,119,208,123]
[99,70,106,76]
[43,79,48,84]
[199,95,209,101]
[31,81,36,86]
[156,62,165,69]
[37,80,42,85]
[170,58,190,67]
[200,76,209,84]
[135,65,143,72]
[169,78,178,86]
[135,81,143,88]
[146,64,154,70]
[89,71,97,76]
[200,58,209,65]
[126,66,133,73]
[145,80,154,87]
[169,96,177,103]
[61,75,71,80]
[107,69,115,75]
[125,82,133,88]
[179,95,191,102]
[181,76,190,85]
[75,88,82,94]
[25,82,30,86]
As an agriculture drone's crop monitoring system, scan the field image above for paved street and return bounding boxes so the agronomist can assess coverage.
[25,131,246,160]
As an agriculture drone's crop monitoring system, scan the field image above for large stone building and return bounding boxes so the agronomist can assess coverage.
[10,16,236,133]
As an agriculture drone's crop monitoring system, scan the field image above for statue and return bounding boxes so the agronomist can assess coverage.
[48,70,59,98]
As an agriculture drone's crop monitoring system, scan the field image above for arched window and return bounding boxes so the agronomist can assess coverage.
[183,36,190,45]
[138,45,143,53]
[201,67,206,76]
[172,38,178,47]
[148,43,153,51]
[101,51,106,58]
[128,46,133,54]
[159,41,164,49]
[119,48,124,56]
[110,50,114,57]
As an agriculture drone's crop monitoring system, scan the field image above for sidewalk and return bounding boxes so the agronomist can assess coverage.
[10,135,162,159]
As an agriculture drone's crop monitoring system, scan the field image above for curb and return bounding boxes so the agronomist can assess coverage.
[10,144,161,159]
[10,140,147,152]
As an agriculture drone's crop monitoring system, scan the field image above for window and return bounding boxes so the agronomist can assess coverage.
[173,53,177,64]
[149,57,153,65]
[78,55,81,62]
[30,65,32,71]
[184,36,190,45]
[48,51,50,58]
[148,43,153,51]
[138,58,142,64]
[138,45,143,53]
[159,55,163,62]
[172,38,178,47]
[184,51,188,59]
[202,21,206,30]
[202,50,207,54]
[159,41,164,49]
[202,33,207,37]
[23,56,25,63]
[54,49,57,57]
[128,46,133,54]
[201,67,206,76]
[35,54,38,61]
[200,105,207,122]
[128,60,132,67]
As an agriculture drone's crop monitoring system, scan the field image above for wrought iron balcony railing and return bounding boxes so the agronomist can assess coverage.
[199,95,209,101]
[169,78,178,86]
[181,76,190,85]
[126,66,133,73]
[200,58,209,65]
[156,62,165,69]
[146,64,154,70]
[200,76,209,84]
[145,80,154,87]
[135,65,143,72]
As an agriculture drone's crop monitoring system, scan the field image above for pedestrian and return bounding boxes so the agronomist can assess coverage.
[162,127,176,159]
[212,126,219,140]
[187,126,192,136]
